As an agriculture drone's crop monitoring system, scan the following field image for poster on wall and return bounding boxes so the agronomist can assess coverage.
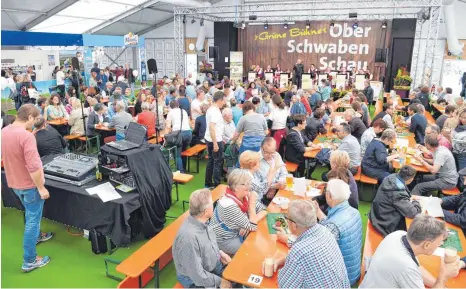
[48,55,55,66]
[248,72,256,83]
[265,72,274,83]
[230,51,244,82]
[355,74,366,90]
[442,60,466,94]
[302,73,312,89]
[370,81,383,98]
[280,73,289,88]
[238,21,389,75]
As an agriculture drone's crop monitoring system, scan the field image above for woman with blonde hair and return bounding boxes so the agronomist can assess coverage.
[209,168,267,255]
[325,150,359,209]
[239,150,283,202]
[68,98,89,136]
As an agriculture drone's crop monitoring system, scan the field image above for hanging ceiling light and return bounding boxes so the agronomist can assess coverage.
[306,21,310,29]
[330,21,335,27]
[241,21,246,29]
[200,18,204,27]
[264,22,268,30]
[191,17,196,24]
[284,22,288,29]
[382,21,387,29]
[182,15,186,24]
[352,22,358,29]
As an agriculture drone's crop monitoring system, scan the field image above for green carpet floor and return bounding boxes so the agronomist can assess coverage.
[1,160,371,288]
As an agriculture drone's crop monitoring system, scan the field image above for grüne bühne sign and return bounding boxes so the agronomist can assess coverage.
[238,20,389,72]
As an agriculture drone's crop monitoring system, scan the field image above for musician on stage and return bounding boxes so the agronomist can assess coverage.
[265,65,273,73]
[308,64,317,79]
[256,66,264,79]
[274,64,281,85]
[293,59,305,89]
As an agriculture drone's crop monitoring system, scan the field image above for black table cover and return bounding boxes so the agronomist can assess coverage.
[1,172,141,247]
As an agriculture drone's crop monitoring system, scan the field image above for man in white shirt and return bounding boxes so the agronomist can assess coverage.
[191,90,206,120]
[204,91,226,188]
[223,83,235,108]
[360,214,464,288]
[55,66,66,101]
[257,137,287,204]
[222,108,236,144]
[382,104,395,129]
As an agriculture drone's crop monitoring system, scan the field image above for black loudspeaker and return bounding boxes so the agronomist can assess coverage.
[209,46,218,59]
[71,57,80,71]
[375,48,387,62]
[147,59,158,74]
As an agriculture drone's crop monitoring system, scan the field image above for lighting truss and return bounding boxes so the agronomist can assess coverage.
[173,0,442,87]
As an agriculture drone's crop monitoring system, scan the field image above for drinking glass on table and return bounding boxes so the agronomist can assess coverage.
[286,174,294,189]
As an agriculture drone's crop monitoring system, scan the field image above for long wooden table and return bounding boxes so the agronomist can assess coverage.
[223,181,323,288]
[406,218,466,288]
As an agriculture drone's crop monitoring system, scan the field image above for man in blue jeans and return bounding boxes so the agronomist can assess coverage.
[204,91,226,188]
[1,104,53,272]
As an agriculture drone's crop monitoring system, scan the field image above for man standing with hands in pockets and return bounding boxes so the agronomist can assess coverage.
[2,104,53,272]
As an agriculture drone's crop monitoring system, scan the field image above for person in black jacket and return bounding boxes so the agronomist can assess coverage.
[439,167,466,234]
[363,80,374,105]
[191,104,208,146]
[87,103,109,136]
[303,108,327,143]
[371,103,389,126]
[417,85,431,112]
[285,114,318,176]
[33,118,66,157]
[344,109,367,143]
[408,104,427,144]
[368,166,421,236]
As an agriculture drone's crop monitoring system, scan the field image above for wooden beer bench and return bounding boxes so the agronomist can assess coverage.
[181,144,207,173]
[359,221,384,284]
[114,185,226,288]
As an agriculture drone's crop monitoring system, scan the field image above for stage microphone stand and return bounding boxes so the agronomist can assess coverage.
[76,68,89,154]
[153,72,160,144]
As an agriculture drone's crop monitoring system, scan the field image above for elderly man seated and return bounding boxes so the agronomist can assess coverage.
[411,135,458,196]
[369,165,421,236]
[343,108,366,142]
[313,179,363,285]
[257,137,288,204]
[268,200,350,288]
[109,100,133,141]
[173,189,232,288]
[333,123,361,175]
[360,215,465,288]
[222,108,236,144]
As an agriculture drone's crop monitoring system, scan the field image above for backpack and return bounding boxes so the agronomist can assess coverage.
[19,84,30,103]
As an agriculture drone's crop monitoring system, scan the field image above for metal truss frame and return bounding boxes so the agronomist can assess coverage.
[174,0,443,87]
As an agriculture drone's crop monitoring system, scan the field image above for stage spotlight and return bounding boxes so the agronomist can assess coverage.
[200,18,204,27]
[191,18,196,24]
[382,21,387,29]
[330,21,335,27]
[242,21,246,29]
[306,21,310,29]
[182,15,186,24]
[284,22,288,29]
[352,22,358,29]
[264,22,268,30]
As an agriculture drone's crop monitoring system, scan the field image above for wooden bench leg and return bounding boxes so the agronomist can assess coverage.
[196,153,200,174]
[172,182,179,205]
[186,156,191,173]
[154,259,160,288]
[182,200,189,212]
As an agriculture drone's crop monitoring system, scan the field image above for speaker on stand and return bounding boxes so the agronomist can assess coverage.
[147,59,160,142]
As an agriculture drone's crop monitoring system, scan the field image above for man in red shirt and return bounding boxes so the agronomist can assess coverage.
[2,104,53,272]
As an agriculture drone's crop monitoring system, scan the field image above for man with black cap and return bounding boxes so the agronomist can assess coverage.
[440,167,466,235]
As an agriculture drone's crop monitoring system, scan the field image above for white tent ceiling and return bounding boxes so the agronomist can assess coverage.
[0,0,214,36]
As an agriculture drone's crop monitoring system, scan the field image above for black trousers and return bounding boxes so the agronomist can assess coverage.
[205,141,224,188]
[295,75,302,89]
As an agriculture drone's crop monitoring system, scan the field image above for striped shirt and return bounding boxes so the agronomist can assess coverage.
[278,224,350,288]
[209,196,266,241]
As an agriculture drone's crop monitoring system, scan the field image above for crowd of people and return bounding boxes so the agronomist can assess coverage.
[2,62,466,287]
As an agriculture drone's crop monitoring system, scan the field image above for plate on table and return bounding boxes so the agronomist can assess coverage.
[272,197,290,205]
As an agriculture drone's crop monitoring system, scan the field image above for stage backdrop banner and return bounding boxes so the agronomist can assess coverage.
[230,51,244,82]
[238,21,389,75]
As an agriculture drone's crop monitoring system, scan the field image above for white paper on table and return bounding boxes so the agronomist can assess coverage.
[334,116,343,125]
[396,138,409,148]
[433,247,445,257]
[86,182,122,202]
[306,188,321,197]
[417,196,444,218]
[293,178,307,196]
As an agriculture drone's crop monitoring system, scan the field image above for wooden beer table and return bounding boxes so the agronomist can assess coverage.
[406,218,466,288]
[223,181,323,288]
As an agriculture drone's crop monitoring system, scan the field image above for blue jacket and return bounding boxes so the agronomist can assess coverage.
[409,113,427,144]
[322,201,362,285]
[362,139,389,178]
